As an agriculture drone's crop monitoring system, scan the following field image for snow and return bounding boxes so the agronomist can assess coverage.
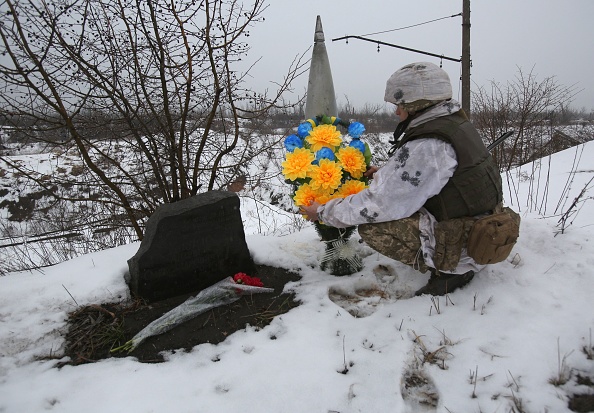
[1,142,594,413]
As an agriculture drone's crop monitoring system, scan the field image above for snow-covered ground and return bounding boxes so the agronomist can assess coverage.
[1,142,593,412]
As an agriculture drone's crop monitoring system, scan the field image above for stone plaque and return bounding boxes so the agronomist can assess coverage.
[127,191,255,302]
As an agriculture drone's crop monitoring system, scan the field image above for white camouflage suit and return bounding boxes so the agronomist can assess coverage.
[317,100,486,275]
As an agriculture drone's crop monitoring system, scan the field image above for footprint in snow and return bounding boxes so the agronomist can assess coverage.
[328,265,413,317]
[400,368,439,412]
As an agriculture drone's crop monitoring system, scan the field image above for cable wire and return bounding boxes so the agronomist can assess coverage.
[359,13,462,37]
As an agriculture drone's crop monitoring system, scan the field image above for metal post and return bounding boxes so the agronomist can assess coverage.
[462,0,471,118]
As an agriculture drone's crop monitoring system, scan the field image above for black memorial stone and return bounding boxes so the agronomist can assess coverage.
[127,191,255,302]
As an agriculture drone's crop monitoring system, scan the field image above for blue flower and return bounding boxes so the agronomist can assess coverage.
[297,122,313,138]
[348,122,366,139]
[284,134,303,152]
[314,147,336,164]
[349,138,366,154]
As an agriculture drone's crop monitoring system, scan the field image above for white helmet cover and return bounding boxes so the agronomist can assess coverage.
[384,62,452,105]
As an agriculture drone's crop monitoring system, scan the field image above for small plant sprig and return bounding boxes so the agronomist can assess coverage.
[338,335,352,374]
[504,370,528,412]
[555,168,594,235]
[468,365,494,399]
[549,337,573,386]
[429,295,456,315]
[583,328,594,360]
[435,327,459,346]
[473,293,494,315]
[430,296,441,315]
[470,365,479,398]
[410,330,451,370]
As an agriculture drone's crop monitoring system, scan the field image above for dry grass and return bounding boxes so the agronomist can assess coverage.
[60,301,143,366]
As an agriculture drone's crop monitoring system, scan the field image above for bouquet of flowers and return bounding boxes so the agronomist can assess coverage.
[112,273,273,353]
[282,115,372,275]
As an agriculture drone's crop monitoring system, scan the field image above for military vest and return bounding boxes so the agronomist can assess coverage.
[395,111,503,221]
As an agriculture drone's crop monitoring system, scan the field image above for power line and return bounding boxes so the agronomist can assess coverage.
[331,36,461,63]
[358,13,462,37]
[331,7,470,113]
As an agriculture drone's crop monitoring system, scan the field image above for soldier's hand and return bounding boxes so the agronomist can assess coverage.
[364,165,379,179]
[299,202,321,222]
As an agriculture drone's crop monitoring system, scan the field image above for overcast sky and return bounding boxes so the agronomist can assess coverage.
[243,0,594,113]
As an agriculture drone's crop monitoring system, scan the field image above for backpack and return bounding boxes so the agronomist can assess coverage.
[467,206,520,265]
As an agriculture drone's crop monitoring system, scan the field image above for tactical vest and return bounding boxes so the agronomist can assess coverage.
[396,111,503,221]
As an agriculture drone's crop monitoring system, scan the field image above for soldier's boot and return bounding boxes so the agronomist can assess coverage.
[414,270,475,296]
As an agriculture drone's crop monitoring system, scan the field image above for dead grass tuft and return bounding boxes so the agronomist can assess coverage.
[60,301,143,366]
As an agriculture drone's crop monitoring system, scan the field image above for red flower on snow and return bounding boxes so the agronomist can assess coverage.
[233,272,264,287]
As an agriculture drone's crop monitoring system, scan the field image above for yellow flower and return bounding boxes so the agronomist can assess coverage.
[309,159,343,192]
[282,147,315,181]
[336,146,367,179]
[293,183,324,206]
[305,124,342,152]
[315,191,335,205]
[335,180,368,199]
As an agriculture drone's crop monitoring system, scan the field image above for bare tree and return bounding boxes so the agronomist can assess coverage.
[0,0,306,240]
[472,67,578,170]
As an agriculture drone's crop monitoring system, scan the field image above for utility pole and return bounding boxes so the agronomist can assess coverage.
[462,0,471,118]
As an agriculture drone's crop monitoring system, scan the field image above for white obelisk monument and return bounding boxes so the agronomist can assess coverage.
[305,16,337,119]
